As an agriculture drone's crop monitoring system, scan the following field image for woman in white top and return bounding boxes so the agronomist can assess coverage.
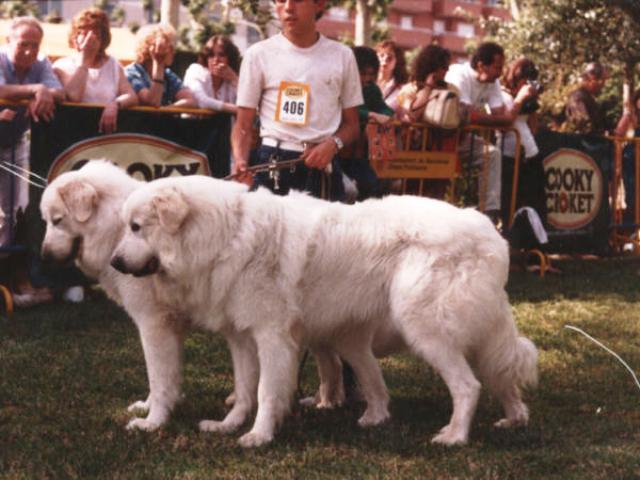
[183,35,240,114]
[53,8,137,134]
[375,40,408,116]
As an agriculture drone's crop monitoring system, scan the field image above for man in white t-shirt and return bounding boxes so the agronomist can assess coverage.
[231,0,362,200]
[445,42,513,220]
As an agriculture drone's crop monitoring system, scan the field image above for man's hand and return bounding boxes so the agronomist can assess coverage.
[0,109,17,122]
[99,101,119,134]
[28,85,55,123]
[231,157,253,186]
[514,83,536,104]
[302,139,336,170]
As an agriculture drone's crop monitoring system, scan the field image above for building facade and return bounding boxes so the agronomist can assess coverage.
[318,0,511,61]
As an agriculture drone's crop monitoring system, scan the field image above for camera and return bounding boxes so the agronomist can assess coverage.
[520,80,544,115]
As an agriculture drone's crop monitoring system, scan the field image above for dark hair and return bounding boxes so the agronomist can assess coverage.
[471,42,504,70]
[411,44,451,89]
[502,57,538,93]
[582,61,607,80]
[352,46,380,75]
[375,40,408,84]
[197,35,241,73]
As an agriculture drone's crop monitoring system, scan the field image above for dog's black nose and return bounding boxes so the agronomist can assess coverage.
[110,255,128,273]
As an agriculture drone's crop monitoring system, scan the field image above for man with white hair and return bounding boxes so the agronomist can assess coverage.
[0,16,63,247]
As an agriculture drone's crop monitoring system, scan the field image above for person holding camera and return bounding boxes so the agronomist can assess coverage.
[499,57,545,228]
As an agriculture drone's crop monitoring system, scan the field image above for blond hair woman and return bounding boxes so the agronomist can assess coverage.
[124,24,195,108]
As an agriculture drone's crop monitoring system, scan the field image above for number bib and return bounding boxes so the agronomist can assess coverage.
[275,81,310,126]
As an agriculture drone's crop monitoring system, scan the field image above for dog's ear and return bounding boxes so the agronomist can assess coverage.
[152,187,189,234]
[58,180,97,223]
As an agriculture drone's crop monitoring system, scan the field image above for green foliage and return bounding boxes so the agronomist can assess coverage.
[111,6,126,27]
[0,0,40,19]
[482,0,640,130]
[2,259,640,478]
[93,0,111,13]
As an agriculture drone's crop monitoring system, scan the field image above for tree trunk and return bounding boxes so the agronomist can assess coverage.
[354,0,371,46]
[160,0,180,28]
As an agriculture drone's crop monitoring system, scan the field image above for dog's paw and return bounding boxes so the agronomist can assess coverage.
[494,415,528,429]
[237,431,273,448]
[126,417,160,432]
[431,425,468,446]
[224,392,236,406]
[298,396,317,407]
[199,419,239,434]
[357,408,390,427]
[127,399,150,413]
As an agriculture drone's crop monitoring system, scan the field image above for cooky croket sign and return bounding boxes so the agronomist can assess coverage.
[544,148,602,230]
[536,131,611,253]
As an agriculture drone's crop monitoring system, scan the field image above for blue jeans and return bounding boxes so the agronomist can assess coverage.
[252,145,345,201]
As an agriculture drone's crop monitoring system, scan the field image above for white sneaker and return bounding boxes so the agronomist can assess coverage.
[63,286,84,303]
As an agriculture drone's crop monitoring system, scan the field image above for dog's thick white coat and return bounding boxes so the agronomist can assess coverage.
[40,161,187,431]
[113,175,538,447]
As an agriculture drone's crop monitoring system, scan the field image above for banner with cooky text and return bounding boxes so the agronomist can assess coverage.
[22,104,231,288]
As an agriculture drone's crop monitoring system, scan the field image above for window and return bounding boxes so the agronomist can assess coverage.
[457,23,475,38]
[400,15,413,29]
[433,20,446,34]
[328,7,349,21]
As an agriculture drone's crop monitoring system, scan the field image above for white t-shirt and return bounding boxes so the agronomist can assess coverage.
[237,33,363,144]
[53,55,121,103]
[183,63,236,111]
[500,90,539,159]
[445,62,503,110]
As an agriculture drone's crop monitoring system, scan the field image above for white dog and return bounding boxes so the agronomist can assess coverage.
[112,175,538,448]
[40,161,191,430]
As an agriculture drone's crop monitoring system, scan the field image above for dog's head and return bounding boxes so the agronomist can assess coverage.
[40,175,97,266]
[40,161,139,274]
[111,176,247,279]
[111,184,189,277]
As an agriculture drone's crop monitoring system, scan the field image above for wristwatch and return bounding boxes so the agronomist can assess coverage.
[331,135,344,152]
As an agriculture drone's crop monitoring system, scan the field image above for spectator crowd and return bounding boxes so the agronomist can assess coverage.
[0,5,635,306]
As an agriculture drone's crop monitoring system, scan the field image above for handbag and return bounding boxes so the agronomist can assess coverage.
[422,88,462,130]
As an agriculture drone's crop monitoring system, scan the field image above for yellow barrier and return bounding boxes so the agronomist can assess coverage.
[608,136,640,253]
[367,121,522,228]
[0,98,219,117]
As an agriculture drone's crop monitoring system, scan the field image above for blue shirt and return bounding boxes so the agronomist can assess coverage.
[0,46,62,147]
[124,63,183,106]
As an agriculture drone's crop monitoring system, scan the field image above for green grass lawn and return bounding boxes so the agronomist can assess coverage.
[1,258,640,479]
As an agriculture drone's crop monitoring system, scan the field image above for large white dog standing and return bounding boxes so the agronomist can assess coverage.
[40,161,192,431]
[112,175,538,448]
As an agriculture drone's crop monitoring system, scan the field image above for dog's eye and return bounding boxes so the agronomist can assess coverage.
[131,222,141,233]
[52,217,62,226]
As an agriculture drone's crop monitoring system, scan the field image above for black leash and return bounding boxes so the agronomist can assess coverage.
[223,157,305,182]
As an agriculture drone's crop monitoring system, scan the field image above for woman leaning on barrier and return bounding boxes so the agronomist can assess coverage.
[125,24,196,108]
[393,44,457,199]
[396,44,455,124]
[498,57,546,228]
[183,35,240,115]
[53,8,138,134]
[614,88,640,224]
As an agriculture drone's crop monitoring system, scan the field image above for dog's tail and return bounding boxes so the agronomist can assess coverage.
[477,310,538,397]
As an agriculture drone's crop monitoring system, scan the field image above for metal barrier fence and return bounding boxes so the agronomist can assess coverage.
[609,136,640,253]
[367,121,522,227]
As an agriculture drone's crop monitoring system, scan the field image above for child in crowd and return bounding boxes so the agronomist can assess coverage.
[342,46,394,201]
